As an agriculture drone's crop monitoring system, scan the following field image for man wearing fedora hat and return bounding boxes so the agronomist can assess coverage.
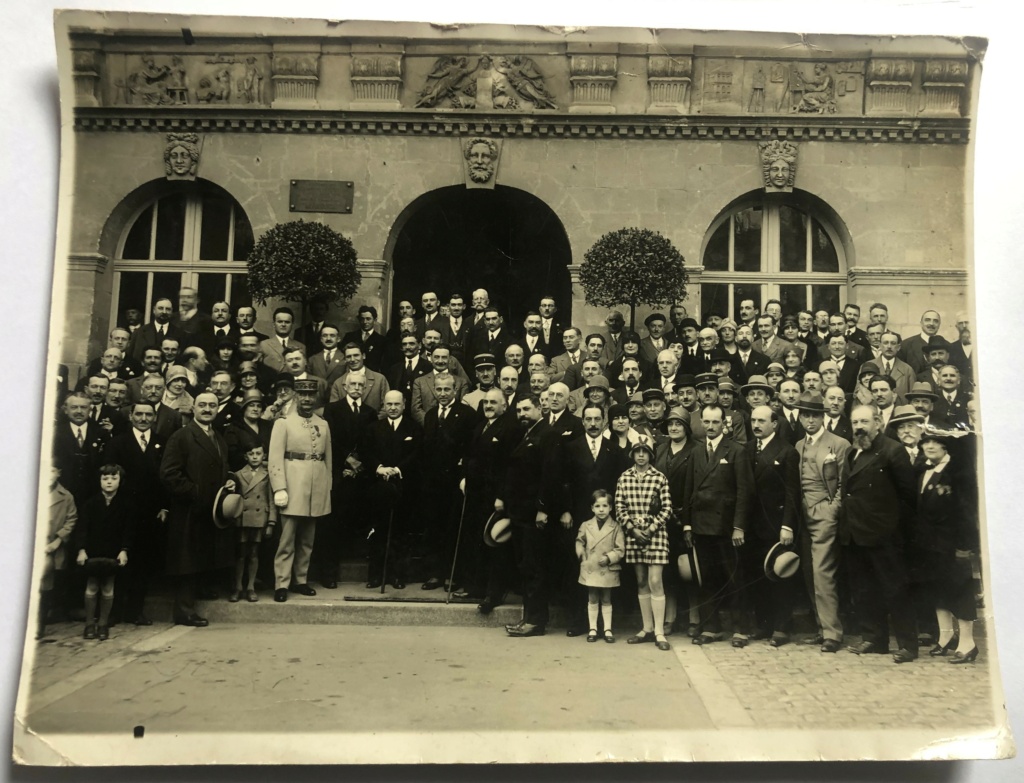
[889,405,929,469]
[738,405,801,648]
[905,382,953,431]
[840,403,919,663]
[916,336,953,393]
[794,391,850,652]
[160,391,236,626]
[268,378,332,602]
[680,404,754,645]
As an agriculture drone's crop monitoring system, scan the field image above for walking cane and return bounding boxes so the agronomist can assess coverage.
[380,506,395,595]
[445,493,469,605]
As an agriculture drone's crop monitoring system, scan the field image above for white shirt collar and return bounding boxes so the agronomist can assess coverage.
[757,432,776,449]
[706,434,724,452]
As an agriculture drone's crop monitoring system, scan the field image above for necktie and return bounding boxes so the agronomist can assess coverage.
[362,331,369,342]
[439,405,447,423]
[591,438,600,460]
[707,441,714,459]
[140,431,148,450]
[157,324,165,336]
[756,438,763,453]
[406,358,413,372]
[827,418,835,431]
[884,360,892,375]
[742,353,749,366]
[92,404,101,422]
[326,350,334,363]
[789,411,796,425]
[550,414,557,426]
[946,392,954,403]
[908,447,918,462]
[353,401,360,414]
[216,328,226,338]
[391,418,398,431]
[281,338,288,351]
[76,427,85,448]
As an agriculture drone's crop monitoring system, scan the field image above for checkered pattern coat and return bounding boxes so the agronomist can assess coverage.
[615,465,672,565]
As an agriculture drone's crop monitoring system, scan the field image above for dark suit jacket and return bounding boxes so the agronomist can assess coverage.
[462,415,522,500]
[832,357,860,394]
[213,401,244,433]
[84,358,142,382]
[414,313,445,342]
[733,349,772,384]
[546,410,585,447]
[822,414,853,443]
[897,334,932,375]
[52,420,110,504]
[385,356,432,406]
[777,410,806,446]
[421,402,480,484]
[817,342,866,366]
[103,429,169,517]
[838,433,917,547]
[434,319,475,364]
[947,340,974,385]
[128,322,185,363]
[467,328,513,365]
[295,322,328,357]
[361,415,423,490]
[308,350,349,390]
[341,330,389,373]
[680,438,754,536]
[654,439,698,531]
[934,390,971,429]
[499,419,561,521]
[745,435,800,542]
[323,398,380,480]
[559,435,630,524]
[223,419,275,471]
[845,328,871,351]
[151,403,185,443]
[171,311,214,348]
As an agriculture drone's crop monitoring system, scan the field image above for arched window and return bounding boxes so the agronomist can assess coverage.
[700,192,847,320]
[110,182,254,324]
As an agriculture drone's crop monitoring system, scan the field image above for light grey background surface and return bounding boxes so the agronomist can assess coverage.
[2,0,1021,779]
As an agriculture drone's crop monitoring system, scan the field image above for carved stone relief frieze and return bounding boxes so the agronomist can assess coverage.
[115,53,270,106]
[783,62,838,114]
[163,132,203,181]
[758,140,798,192]
[647,53,692,114]
[462,137,502,189]
[72,45,101,107]
[867,58,915,114]
[351,52,403,109]
[414,55,556,111]
[921,59,969,116]
[272,48,321,107]
[568,52,618,114]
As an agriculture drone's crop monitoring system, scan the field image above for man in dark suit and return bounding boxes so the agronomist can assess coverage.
[538,296,564,356]
[103,401,169,626]
[85,330,142,380]
[128,298,183,363]
[933,364,971,429]
[385,333,431,408]
[235,305,269,342]
[457,388,521,606]
[237,334,278,395]
[160,392,235,627]
[418,374,480,591]
[126,349,166,405]
[915,337,954,393]
[137,375,186,442]
[662,303,690,345]
[817,314,865,365]
[680,404,754,645]
[210,370,243,432]
[518,311,551,360]
[413,291,443,340]
[599,310,627,367]
[341,306,388,373]
[80,375,129,436]
[53,391,110,506]
[739,406,800,646]
[948,312,974,385]
[320,375,378,588]
[360,390,423,588]
[843,304,871,351]
[294,300,330,357]
[867,303,902,344]
[545,383,585,444]
[554,402,629,635]
[822,385,854,442]
[898,309,943,375]
[308,323,348,391]
[496,394,562,637]
[733,325,771,384]
[192,301,237,359]
[467,307,512,364]
[434,295,474,366]
[259,307,306,375]
[776,379,806,445]
[840,403,919,663]
[171,287,215,349]
[905,382,953,431]
[823,335,859,394]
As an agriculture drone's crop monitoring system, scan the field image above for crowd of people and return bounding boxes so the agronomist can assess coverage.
[43,285,982,665]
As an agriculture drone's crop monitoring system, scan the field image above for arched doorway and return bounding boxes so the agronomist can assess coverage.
[387,185,572,331]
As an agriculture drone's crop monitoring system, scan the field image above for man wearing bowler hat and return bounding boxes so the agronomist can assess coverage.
[737,405,801,648]
[841,403,919,663]
[794,391,850,652]
[268,378,332,602]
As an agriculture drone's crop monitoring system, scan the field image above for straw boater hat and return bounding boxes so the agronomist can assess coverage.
[212,484,244,530]
[905,381,939,401]
[741,375,774,395]
[889,405,925,427]
[483,511,512,548]
[764,542,800,582]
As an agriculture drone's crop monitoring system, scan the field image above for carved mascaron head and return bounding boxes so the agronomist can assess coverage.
[758,139,798,192]
[164,133,200,180]
[464,137,498,184]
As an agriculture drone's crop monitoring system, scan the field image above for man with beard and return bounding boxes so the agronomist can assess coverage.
[794,391,850,652]
[171,287,214,347]
[458,388,520,607]
[733,325,771,383]
[160,391,235,626]
[519,311,549,359]
[464,137,498,183]
[611,357,644,404]
[555,403,629,637]
[496,394,561,637]
[898,309,942,374]
[841,404,919,662]
[129,298,183,362]
[268,379,332,602]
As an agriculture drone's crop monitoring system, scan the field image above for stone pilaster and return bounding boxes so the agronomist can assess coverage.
[866,58,914,115]
[350,46,404,110]
[646,49,692,114]
[921,59,969,116]
[71,38,103,107]
[272,42,322,108]
[567,45,619,114]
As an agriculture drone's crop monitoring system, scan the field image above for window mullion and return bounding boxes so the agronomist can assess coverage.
[148,201,158,261]
[184,195,202,264]
[727,214,735,272]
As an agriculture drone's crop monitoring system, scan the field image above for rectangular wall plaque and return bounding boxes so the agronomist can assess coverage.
[289,179,354,213]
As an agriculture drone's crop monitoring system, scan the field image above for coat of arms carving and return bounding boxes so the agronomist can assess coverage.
[415,55,557,110]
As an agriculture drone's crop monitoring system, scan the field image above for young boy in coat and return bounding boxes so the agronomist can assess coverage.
[232,444,277,602]
[575,490,626,643]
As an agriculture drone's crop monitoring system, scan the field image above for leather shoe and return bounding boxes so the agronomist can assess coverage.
[505,620,524,632]
[802,634,825,646]
[731,635,748,648]
[366,579,383,589]
[97,625,109,641]
[930,637,958,657]
[422,578,443,590]
[290,584,316,597]
[320,580,338,590]
[131,615,153,627]
[769,634,790,648]
[274,589,288,603]
[565,627,587,638]
[655,637,671,651]
[478,599,496,615]
[848,640,885,655]
[627,631,655,644]
[175,614,209,627]
[892,647,918,664]
[391,579,406,590]
[949,646,979,664]
[693,633,718,646]
[83,623,97,640]
[820,639,842,653]
[507,623,545,637]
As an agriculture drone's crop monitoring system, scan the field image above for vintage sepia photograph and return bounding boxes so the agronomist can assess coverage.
[7,2,1019,770]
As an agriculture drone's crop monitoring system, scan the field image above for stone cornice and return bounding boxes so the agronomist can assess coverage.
[73,108,970,143]
[848,266,969,284]
[68,252,109,273]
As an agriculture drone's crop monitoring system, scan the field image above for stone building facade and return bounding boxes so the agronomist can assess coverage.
[59,14,980,377]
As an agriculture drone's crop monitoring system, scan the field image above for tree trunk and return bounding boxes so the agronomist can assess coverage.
[629,300,637,334]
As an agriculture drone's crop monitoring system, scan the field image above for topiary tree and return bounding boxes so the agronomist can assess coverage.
[246,219,361,311]
[579,227,688,331]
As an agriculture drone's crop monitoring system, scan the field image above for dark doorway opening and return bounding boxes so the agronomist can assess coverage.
[389,185,572,332]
